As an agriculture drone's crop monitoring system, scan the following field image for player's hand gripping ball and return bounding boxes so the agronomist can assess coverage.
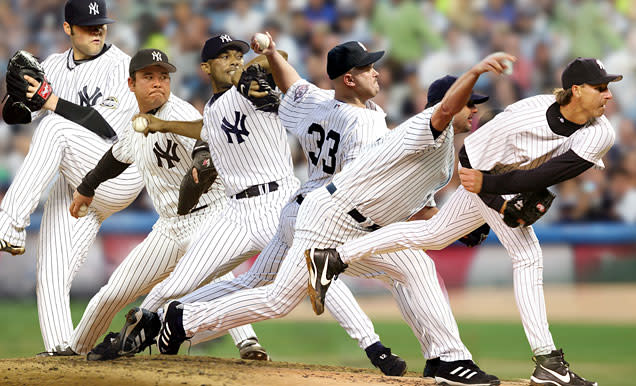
[77,203,88,218]
[254,33,270,50]
[133,116,148,133]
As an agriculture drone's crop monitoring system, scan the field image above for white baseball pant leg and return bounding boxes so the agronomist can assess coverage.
[1,115,143,351]
[339,186,556,355]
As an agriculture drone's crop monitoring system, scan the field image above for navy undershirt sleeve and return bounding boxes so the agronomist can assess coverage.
[480,149,594,194]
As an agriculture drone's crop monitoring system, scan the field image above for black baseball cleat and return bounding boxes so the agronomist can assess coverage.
[158,300,188,354]
[87,332,122,361]
[0,239,25,255]
[435,359,500,385]
[366,343,407,376]
[530,349,597,386]
[304,248,348,315]
[118,307,161,356]
[423,357,441,377]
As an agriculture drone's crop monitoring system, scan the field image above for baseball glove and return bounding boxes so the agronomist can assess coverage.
[5,50,52,112]
[502,189,555,228]
[458,223,490,247]
[237,64,280,113]
[177,147,218,215]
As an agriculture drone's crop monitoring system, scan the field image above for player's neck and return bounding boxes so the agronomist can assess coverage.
[559,103,590,125]
[334,92,367,108]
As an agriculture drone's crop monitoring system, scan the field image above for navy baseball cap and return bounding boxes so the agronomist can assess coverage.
[201,34,249,62]
[327,41,384,80]
[129,49,176,77]
[65,0,114,26]
[426,75,489,108]
[561,57,622,89]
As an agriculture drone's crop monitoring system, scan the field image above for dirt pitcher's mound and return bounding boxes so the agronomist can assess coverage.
[1,355,530,386]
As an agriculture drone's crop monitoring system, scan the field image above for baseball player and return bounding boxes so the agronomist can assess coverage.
[0,0,144,355]
[329,57,619,386]
[142,37,413,375]
[64,49,268,360]
[146,50,512,386]
[110,36,409,375]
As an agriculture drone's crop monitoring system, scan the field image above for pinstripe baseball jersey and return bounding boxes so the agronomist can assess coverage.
[201,87,294,196]
[464,95,615,173]
[328,105,455,225]
[279,79,389,196]
[35,44,137,136]
[111,94,225,218]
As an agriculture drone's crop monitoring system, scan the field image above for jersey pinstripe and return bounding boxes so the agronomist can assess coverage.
[329,105,455,225]
[201,86,295,196]
[465,95,615,172]
[112,94,225,218]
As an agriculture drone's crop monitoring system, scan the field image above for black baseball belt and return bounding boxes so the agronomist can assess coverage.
[325,183,381,231]
[233,181,279,199]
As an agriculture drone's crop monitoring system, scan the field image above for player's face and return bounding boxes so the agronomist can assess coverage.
[453,102,478,134]
[201,49,245,93]
[64,23,107,60]
[350,64,380,100]
[128,66,171,112]
[579,83,613,119]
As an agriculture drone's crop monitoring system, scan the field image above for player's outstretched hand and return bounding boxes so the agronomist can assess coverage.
[459,168,484,193]
[474,52,516,76]
[69,189,93,219]
[133,113,167,136]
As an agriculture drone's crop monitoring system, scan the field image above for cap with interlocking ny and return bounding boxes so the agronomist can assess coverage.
[561,57,622,89]
[201,34,249,62]
[65,0,115,26]
[129,49,176,77]
[326,41,384,80]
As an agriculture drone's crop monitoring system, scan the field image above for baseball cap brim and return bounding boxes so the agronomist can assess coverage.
[355,50,384,68]
[469,92,489,105]
[202,40,250,62]
[73,17,115,26]
[135,62,177,73]
[589,74,623,85]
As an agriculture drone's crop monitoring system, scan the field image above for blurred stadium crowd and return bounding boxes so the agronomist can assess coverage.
[1,0,635,224]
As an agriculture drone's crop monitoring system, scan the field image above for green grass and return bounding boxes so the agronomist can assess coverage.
[1,300,634,385]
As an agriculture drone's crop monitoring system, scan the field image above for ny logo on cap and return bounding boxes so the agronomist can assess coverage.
[220,34,232,43]
[88,2,100,15]
[152,51,162,61]
[596,59,605,70]
[357,42,367,51]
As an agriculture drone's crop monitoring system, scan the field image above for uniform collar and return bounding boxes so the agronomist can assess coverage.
[546,102,584,137]
[66,44,111,70]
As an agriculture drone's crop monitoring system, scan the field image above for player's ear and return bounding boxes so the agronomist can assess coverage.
[343,73,355,87]
[63,22,72,37]
[128,76,135,92]
[200,62,211,75]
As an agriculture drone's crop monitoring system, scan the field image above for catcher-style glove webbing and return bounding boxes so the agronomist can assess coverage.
[502,189,555,228]
[6,50,52,112]
[237,64,280,113]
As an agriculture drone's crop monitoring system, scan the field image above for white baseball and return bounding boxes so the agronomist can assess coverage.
[77,203,88,218]
[502,59,513,75]
[254,33,270,50]
[133,116,148,133]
